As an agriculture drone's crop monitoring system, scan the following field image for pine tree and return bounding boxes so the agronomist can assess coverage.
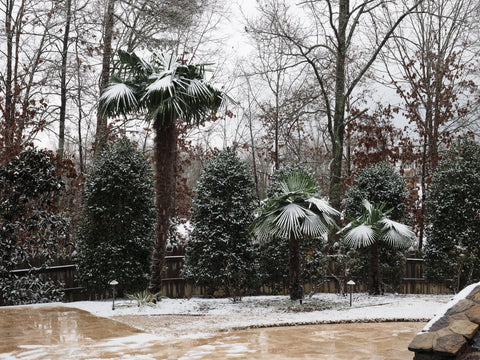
[183,149,257,299]
[424,137,480,292]
[343,162,409,294]
[76,140,156,294]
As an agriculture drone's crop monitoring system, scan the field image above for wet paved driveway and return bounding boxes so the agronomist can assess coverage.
[0,306,422,359]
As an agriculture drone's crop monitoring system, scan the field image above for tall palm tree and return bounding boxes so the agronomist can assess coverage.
[340,199,415,295]
[250,170,339,300]
[99,50,226,294]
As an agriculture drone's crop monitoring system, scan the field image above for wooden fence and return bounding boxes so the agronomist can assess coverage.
[3,250,451,303]
[8,264,86,302]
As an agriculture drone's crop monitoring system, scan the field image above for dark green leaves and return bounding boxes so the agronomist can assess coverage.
[76,140,156,293]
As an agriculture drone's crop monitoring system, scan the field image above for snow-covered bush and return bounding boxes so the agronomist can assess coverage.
[424,137,480,292]
[257,238,289,294]
[343,162,409,293]
[183,149,258,299]
[2,274,64,305]
[76,140,156,294]
[344,162,408,220]
[0,148,67,305]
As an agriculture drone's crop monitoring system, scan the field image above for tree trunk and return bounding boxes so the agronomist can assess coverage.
[328,0,348,243]
[75,40,85,174]
[368,241,380,295]
[274,70,280,170]
[59,0,72,160]
[149,119,176,294]
[418,128,428,251]
[94,0,115,158]
[289,237,302,300]
[248,104,260,201]
[3,0,15,160]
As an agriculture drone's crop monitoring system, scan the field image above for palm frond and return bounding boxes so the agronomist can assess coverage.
[186,78,212,98]
[283,171,317,194]
[307,197,340,217]
[380,218,414,237]
[273,203,305,238]
[250,213,276,242]
[341,199,414,249]
[301,212,330,237]
[362,199,373,212]
[343,224,376,248]
[364,200,384,225]
[102,50,230,126]
[99,78,139,117]
[380,218,414,247]
[321,211,339,229]
[154,51,178,72]
[145,73,175,95]
[382,228,411,248]
[250,170,337,242]
[118,50,153,76]
[146,96,181,125]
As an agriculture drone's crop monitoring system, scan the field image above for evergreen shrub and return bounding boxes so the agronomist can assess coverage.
[343,161,409,291]
[424,137,480,291]
[183,149,258,299]
[76,140,156,294]
[0,148,67,305]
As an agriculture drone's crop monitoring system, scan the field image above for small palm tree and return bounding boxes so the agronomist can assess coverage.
[340,199,415,295]
[250,170,339,300]
[99,50,227,294]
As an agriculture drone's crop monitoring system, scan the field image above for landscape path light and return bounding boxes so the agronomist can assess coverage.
[408,245,415,256]
[109,280,118,310]
[347,280,356,307]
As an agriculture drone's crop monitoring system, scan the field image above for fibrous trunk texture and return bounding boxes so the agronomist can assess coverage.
[149,120,176,294]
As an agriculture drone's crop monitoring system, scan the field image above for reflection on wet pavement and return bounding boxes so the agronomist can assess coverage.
[0,306,143,359]
[0,306,422,359]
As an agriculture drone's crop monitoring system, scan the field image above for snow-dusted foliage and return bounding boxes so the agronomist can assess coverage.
[342,200,414,249]
[257,238,289,294]
[76,140,156,294]
[343,162,409,293]
[344,162,408,220]
[0,149,66,305]
[424,137,480,292]
[253,164,337,299]
[183,149,258,299]
[267,163,316,197]
[258,164,331,293]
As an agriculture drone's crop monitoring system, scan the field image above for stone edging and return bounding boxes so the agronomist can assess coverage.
[409,283,480,359]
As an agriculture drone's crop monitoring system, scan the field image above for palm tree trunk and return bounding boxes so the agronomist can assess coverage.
[368,242,380,295]
[149,119,176,294]
[289,237,302,300]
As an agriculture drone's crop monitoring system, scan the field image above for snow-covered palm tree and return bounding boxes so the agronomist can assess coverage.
[340,199,415,295]
[250,170,339,300]
[99,50,227,294]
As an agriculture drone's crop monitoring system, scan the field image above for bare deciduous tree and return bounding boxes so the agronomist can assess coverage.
[381,0,480,249]
[247,0,423,223]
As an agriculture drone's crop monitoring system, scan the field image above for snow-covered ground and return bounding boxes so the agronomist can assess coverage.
[63,292,453,339]
[1,293,456,359]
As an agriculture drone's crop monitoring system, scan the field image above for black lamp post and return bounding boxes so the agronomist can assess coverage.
[347,280,355,307]
[109,280,118,310]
